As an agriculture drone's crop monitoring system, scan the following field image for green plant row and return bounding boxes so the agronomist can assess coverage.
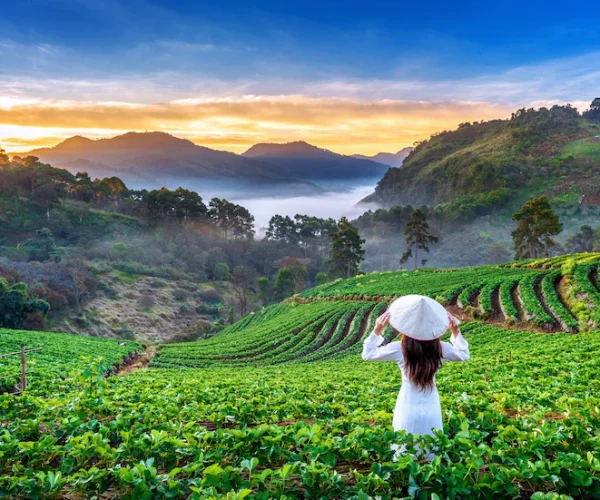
[541,271,578,330]
[517,273,554,326]
[457,283,484,309]
[571,264,600,327]
[478,281,501,314]
[498,278,519,321]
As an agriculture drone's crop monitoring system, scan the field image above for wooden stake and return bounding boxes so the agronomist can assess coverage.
[485,369,489,383]
[20,344,27,391]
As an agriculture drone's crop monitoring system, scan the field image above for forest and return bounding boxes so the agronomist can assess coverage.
[0,149,362,340]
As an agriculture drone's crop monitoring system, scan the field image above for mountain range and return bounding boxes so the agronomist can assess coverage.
[351,147,413,167]
[21,133,407,197]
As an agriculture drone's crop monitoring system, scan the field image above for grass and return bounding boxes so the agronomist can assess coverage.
[561,136,600,158]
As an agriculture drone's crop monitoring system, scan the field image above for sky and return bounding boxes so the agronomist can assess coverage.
[1,0,600,155]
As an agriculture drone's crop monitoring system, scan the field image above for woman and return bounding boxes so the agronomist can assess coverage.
[362,294,470,460]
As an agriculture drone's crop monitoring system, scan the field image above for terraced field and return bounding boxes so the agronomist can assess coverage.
[154,253,600,368]
[2,254,600,498]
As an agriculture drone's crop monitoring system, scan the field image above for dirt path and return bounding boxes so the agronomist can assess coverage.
[116,346,157,376]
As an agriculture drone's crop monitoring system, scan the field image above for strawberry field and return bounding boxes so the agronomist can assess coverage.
[1,255,600,498]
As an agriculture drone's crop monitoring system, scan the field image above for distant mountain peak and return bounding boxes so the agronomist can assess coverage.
[59,135,94,147]
[351,147,413,167]
[243,140,334,157]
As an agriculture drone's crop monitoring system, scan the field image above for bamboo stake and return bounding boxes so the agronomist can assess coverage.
[20,344,27,391]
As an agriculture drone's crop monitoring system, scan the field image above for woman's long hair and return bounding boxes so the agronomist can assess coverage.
[401,335,443,391]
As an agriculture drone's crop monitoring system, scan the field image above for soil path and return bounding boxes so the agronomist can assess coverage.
[116,346,157,376]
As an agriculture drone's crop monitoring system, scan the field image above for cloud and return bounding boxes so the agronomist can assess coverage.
[0,95,512,154]
[1,45,599,154]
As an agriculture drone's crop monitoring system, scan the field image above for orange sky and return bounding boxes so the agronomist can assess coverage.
[0,96,515,155]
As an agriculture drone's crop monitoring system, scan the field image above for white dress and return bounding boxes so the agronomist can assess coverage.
[362,330,470,459]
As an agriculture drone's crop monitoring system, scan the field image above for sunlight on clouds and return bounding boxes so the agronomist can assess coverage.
[0,95,513,154]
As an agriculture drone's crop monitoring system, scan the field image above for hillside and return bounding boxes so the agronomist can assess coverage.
[364,105,600,207]
[352,147,413,167]
[154,253,600,368]
[24,132,323,196]
[2,255,600,498]
[243,141,390,182]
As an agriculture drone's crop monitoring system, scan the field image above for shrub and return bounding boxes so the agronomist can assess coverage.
[150,279,167,289]
[215,262,230,281]
[31,286,69,312]
[98,280,119,299]
[173,288,191,302]
[196,288,223,303]
[139,294,156,310]
[166,320,213,343]
[179,303,193,314]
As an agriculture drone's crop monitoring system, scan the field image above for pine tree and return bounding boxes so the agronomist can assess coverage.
[400,209,438,269]
[511,196,562,259]
[328,217,365,279]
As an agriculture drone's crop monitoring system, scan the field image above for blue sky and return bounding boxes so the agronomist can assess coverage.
[1,0,599,153]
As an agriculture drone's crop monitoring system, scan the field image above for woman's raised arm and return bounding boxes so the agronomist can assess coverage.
[441,313,470,362]
[362,311,403,362]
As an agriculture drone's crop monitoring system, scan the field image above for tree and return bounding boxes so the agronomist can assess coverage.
[400,209,438,269]
[0,278,49,329]
[315,272,329,285]
[32,183,63,220]
[511,196,562,259]
[97,176,127,205]
[174,187,207,221]
[583,98,600,122]
[295,214,337,257]
[71,172,95,202]
[565,225,596,253]
[215,262,231,281]
[256,277,272,307]
[20,228,58,262]
[231,265,256,317]
[328,217,365,279]
[275,261,308,299]
[266,215,298,244]
[208,198,255,239]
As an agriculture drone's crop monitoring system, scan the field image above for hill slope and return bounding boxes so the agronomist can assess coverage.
[154,253,600,368]
[364,106,600,207]
[24,132,324,196]
[243,141,390,182]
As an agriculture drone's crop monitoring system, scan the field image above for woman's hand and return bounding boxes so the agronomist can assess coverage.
[374,311,391,335]
[447,312,461,338]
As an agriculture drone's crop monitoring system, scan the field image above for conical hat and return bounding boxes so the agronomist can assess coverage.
[388,294,449,340]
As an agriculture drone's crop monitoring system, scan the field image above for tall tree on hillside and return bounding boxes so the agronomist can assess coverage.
[174,187,207,221]
[583,98,600,122]
[266,215,298,244]
[511,196,562,259]
[328,217,365,279]
[231,265,256,317]
[208,198,255,239]
[400,209,438,269]
[97,176,127,205]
